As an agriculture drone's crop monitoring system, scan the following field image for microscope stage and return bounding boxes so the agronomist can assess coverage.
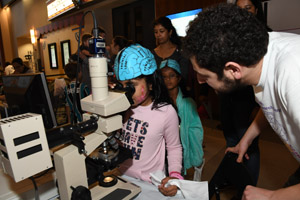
[90,176,141,200]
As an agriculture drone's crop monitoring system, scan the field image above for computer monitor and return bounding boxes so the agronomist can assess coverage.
[166,8,202,37]
[2,72,57,130]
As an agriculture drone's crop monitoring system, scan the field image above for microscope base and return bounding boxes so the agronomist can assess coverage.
[90,176,141,200]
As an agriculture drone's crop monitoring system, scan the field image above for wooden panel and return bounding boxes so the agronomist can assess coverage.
[0,23,5,69]
[155,0,226,17]
[112,0,155,49]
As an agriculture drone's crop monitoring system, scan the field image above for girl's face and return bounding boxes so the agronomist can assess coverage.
[119,77,152,107]
[236,0,257,15]
[161,67,181,91]
[110,40,120,55]
[154,24,172,45]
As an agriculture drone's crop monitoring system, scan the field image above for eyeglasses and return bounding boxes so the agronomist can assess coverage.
[162,74,178,80]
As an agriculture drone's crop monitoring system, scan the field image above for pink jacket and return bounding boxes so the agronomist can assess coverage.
[119,103,182,182]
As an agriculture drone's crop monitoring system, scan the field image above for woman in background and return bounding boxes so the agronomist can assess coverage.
[236,0,272,31]
[152,16,190,82]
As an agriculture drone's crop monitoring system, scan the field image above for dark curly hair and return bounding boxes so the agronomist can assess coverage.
[183,3,269,79]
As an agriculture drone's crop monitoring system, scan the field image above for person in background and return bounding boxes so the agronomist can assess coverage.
[160,59,204,181]
[0,61,15,102]
[80,33,93,58]
[152,16,190,83]
[90,26,106,39]
[64,62,90,124]
[108,35,134,72]
[113,44,183,197]
[184,3,300,199]
[110,36,133,56]
[96,26,106,39]
[72,33,93,92]
[12,57,33,74]
[236,0,272,31]
[4,62,14,75]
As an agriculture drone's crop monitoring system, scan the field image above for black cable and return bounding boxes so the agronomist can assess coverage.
[29,176,40,200]
[28,168,54,200]
[32,168,54,179]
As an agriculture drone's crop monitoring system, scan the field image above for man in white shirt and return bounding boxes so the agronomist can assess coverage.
[184,3,300,200]
[4,63,14,75]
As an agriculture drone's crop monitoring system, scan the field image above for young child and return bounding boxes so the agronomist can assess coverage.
[113,44,183,196]
[64,62,90,124]
[160,59,204,181]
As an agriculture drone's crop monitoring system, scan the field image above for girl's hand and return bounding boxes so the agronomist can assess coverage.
[158,177,178,196]
[108,82,116,89]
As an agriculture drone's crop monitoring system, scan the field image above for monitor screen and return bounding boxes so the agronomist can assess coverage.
[167,8,202,37]
[2,73,57,130]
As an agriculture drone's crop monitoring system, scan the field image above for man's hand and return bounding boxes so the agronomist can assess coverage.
[226,142,250,163]
[158,177,178,196]
[242,185,273,200]
[243,184,300,200]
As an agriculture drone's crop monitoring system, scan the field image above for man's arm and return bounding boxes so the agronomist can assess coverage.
[226,108,269,162]
[243,184,300,200]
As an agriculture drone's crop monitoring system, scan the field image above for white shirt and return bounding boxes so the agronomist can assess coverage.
[4,65,14,75]
[254,32,300,163]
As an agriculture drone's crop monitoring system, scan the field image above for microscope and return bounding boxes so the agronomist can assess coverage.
[0,14,141,200]
[51,23,141,199]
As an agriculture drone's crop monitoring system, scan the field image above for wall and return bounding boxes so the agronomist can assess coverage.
[9,0,49,57]
[94,7,113,45]
[40,25,79,76]
[17,37,34,69]
[0,7,14,63]
[267,0,300,34]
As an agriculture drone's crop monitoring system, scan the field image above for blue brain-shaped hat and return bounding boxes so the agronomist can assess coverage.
[159,59,181,74]
[114,44,157,81]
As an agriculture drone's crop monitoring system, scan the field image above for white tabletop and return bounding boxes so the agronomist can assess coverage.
[122,175,209,200]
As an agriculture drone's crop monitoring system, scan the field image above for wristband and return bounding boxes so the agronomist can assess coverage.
[169,171,184,180]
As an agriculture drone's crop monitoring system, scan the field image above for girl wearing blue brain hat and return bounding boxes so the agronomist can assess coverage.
[160,59,204,181]
[114,44,183,197]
